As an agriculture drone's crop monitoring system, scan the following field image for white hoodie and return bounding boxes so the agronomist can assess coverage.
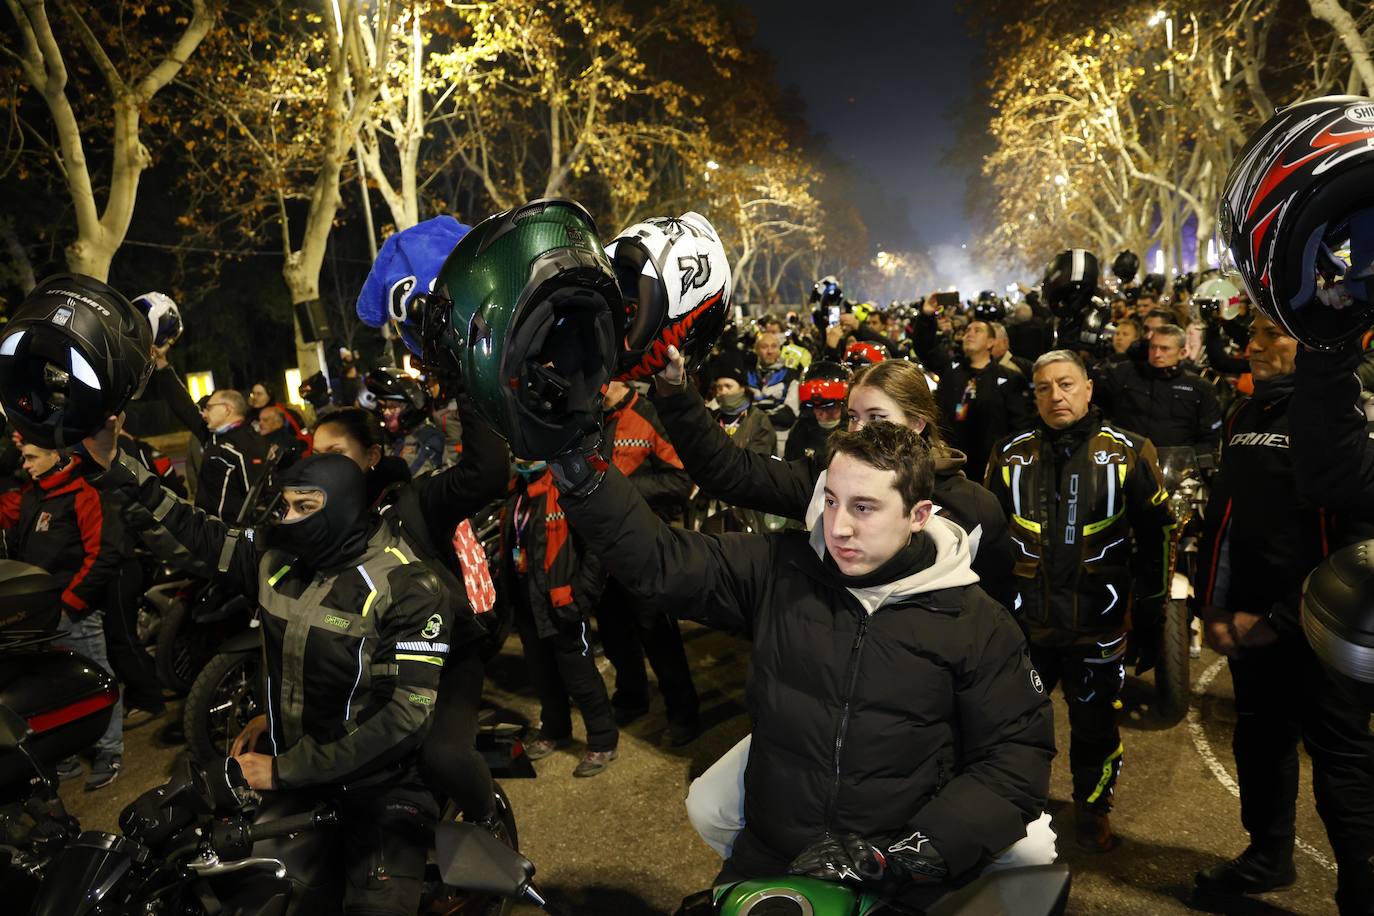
[809,511,980,615]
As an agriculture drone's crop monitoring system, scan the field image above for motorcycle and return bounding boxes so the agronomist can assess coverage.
[1155,446,1214,724]
[0,564,122,911]
[28,754,538,916]
[676,867,1072,916]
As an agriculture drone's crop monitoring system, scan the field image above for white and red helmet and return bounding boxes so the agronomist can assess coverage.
[1219,95,1374,350]
[605,212,732,381]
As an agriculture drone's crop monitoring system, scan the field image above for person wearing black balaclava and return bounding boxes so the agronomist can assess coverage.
[84,428,459,916]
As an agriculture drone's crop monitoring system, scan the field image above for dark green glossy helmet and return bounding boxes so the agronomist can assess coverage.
[429,199,623,459]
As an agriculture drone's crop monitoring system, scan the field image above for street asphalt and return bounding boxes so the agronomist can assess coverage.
[60,623,1346,915]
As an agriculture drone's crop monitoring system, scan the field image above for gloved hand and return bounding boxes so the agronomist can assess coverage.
[548,429,609,499]
[788,832,947,891]
[1126,596,1166,674]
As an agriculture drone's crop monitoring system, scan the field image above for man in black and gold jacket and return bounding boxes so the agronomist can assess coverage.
[985,348,1174,853]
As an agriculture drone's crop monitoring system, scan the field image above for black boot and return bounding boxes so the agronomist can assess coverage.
[1194,847,1297,896]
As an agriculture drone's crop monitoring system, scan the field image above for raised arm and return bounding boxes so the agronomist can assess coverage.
[652,381,817,518]
[410,398,511,540]
[558,463,771,634]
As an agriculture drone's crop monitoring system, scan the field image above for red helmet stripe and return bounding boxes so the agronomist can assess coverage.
[1246,119,1374,221]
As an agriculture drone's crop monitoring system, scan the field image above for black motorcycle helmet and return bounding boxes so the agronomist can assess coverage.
[1140,272,1166,297]
[0,274,152,448]
[1111,250,1139,284]
[1301,539,1374,684]
[973,291,1006,323]
[1219,95,1374,351]
[810,276,843,307]
[1041,249,1099,319]
[359,367,428,433]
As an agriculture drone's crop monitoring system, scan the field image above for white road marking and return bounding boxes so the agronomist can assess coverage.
[1188,657,1336,873]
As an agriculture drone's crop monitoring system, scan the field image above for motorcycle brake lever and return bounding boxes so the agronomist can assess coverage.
[188,851,286,879]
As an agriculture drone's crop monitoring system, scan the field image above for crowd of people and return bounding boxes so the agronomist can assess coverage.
[2,94,1372,916]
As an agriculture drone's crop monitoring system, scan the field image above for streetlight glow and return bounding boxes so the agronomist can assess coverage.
[705,160,720,170]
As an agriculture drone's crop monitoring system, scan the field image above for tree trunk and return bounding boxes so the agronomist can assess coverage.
[1310,0,1374,93]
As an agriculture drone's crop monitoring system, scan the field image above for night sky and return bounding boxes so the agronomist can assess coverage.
[739,0,985,259]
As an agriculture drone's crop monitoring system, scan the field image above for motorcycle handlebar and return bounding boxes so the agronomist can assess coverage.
[245,807,338,844]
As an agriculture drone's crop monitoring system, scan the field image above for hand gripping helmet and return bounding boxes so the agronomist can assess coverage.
[359,366,428,434]
[131,292,184,348]
[0,274,153,448]
[1301,539,1374,684]
[429,199,623,459]
[799,360,853,408]
[604,212,732,383]
[1041,249,1099,319]
[1111,250,1140,284]
[1218,96,1374,350]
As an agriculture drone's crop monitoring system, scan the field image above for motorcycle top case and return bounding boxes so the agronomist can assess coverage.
[0,559,62,632]
[0,649,117,787]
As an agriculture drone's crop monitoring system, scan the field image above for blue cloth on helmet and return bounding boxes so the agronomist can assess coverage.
[356,216,471,354]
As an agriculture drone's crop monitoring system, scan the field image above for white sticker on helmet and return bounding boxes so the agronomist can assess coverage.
[0,331,24,357]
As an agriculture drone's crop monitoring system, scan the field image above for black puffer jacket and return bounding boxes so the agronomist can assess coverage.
[562,466,1054,881]
[652,384,1017,609]
[1093,359,1223,454]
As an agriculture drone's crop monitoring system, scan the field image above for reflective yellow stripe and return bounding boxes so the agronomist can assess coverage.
[385,547,410,564]
[395,653,445,667]
[1086,742,1124,804]
[1083,510,1123,536]
[1002,466,1011,487]
[1118,464,1127,485]
[1151,486,1168,505]
[1012,514,1040,534]
[268,564,291,587]
[361,589,379,619]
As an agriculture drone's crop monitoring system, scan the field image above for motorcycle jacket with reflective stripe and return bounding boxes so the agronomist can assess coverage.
[92,451,450,791]
[984,409,1174,636]
[255,520,451,790]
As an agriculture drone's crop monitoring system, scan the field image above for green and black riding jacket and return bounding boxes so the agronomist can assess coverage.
[95,451,454,791]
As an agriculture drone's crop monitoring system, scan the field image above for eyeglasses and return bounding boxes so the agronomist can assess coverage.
[203,401,231,413]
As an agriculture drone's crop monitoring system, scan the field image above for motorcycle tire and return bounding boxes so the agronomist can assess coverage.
[155,597,213,695]
[1155,597,1191,724]
[184,648,261,765]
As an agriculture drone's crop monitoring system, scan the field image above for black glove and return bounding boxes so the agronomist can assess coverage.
[1126,596,1166,675]
[788,832,947,892]
[549,430,609,498]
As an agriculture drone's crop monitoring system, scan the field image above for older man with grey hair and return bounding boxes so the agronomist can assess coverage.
[985,348,1174,853]
[1092,322,1223,454]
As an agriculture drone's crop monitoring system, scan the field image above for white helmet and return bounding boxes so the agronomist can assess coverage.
[1192,276,1243,321]
[604,212,732,381]
[131,291,184,348]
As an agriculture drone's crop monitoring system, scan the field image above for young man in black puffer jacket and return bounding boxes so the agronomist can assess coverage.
[547,419,1053,907]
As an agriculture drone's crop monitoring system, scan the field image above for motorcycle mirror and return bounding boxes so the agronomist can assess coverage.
[925,864,1072,916]
[435,821,537,899]
[0,704,33,751]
